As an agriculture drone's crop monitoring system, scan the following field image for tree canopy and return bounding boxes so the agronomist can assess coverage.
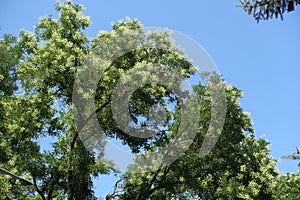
[0,1,299,199]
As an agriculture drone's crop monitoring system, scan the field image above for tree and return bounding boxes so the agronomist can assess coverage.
[0,1,196,199]
[0,34,22,200]
[1,1,298,199]
[1,1,114,199]
[237,0,300,22]
[116,85,278,200]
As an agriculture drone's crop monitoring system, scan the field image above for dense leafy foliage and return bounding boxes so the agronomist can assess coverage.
[117,86,278,200]
[1,1,299,199]
[1,1,113,199]
[238,0,300,22]
[272,172,300,199]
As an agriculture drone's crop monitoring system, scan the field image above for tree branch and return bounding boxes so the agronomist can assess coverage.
[0,167,33,186]
[33,176,47,200]
[67,100,111,200]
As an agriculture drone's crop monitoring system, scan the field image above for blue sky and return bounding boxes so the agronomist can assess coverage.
[1,0,300,198]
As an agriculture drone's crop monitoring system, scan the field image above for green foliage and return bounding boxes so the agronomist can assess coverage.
[0,34,22,199]
[272,171,300,199]
[238,0,300,22]
[1,1,299,199]
[1,1,196,199]
[0,1,112,199]
[91,18,196,153]
[118,85,278,200]
[0,34,20,96]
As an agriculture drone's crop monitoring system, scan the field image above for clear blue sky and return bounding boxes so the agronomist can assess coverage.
[1,0,300,198]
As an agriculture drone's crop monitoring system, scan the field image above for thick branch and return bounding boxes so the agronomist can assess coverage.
[33,176,47,200]
[0,167,33,186]
[0,168,46,200]
[77,99,111,134]
[67,100,111,200]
